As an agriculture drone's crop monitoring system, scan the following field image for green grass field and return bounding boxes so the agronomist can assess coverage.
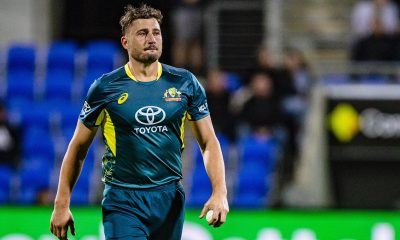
[1,207,400,240]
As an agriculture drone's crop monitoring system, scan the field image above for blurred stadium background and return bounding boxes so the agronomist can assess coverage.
[1,0,400,239]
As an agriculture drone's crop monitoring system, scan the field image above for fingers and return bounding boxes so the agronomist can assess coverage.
[69,219,76,236]
[212,211,227,228]
[219,208,227,224]
[60,225,68,240]
[199,206,209,219]
[201,208,224,227]
[209,212,222,228]
[50,222,70,240]
[56,226,62,239]
[53,224,60,239]
[208,206,229,228]
[51,224,58,238]
[50,209,74,240]
[200,198,229,227]
[207,210,218,226]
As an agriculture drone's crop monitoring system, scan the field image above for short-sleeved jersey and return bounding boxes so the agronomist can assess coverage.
[79,62,209,188]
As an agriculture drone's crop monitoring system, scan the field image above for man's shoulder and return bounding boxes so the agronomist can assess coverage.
[161,63,194,80]
[87,66,125,94]
[98,66,126,83]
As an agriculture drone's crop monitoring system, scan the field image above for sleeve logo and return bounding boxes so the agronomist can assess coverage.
[80,101,91,117]
[198,102,208,112]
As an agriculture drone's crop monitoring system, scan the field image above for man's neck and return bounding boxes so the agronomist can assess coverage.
[128,60,159,82]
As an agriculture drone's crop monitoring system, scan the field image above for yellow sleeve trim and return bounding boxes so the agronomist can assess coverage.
[95,109,105,126]
[186,112,192,121]
[102,109,117,156]
[124,62,163,81]
[180,111,187,149]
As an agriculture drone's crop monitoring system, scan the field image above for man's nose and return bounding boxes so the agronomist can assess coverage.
[146,33,156,42]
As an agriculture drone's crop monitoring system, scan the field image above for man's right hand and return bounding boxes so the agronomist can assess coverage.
[50,207,75,240]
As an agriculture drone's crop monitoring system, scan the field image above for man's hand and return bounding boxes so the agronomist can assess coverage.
[50,207,75,240]
[199,194,229,228]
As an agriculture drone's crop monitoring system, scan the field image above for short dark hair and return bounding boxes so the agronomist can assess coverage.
[119,4,163,35]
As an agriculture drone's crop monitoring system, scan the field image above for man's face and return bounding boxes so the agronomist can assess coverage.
[122,18,162,64]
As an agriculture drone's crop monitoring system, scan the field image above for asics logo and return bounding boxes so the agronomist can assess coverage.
[135,106,166,126]
[118,93,129,104]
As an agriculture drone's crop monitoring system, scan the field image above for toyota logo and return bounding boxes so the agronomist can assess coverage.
[135,106,166,125]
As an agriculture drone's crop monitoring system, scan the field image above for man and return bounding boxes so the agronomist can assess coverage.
[50,4,229,240]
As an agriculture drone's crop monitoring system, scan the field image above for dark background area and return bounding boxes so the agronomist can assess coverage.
[327,99,400,209]
[59,0,177,63]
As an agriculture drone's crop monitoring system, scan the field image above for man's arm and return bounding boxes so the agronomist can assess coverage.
[50,121,98,239]
[190,116,229,228]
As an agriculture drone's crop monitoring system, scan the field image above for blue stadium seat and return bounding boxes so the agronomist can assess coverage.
[59,102,81,128]
[230,134,280,208]
[321,74,350,85]
[359,75,388,84]
[6,97,31,110]
[70,148,96,205]
[187,166,211,208]
[44,73,74,101]
[17,157,52,204]
[81,40,121,96]
[239,134,279,171]
[7,44,35,73]
[47,41,77,74]
[7,98,31,126]
[44,41,77,101]
[82,69,105,98]
[232,166,268,208]
[70,165,91,205]
[187,134,230,207]
[22,127,55,160]
[31,100,80,131]
[19,102,53,131]
[192,133,230,168]
[86,40,119,70]
[6,72,35,101]
[0,165,14,203]
[6,44,36,101]
[226,73,242,93]
[61,125,76,145]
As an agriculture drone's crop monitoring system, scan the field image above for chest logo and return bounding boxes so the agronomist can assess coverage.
[118,93,129,104]
[135,106,166,125]
[163,87,182,102]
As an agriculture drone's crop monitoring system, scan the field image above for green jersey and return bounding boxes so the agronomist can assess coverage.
[79,63,209,188]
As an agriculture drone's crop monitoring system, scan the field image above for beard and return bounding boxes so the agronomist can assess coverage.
[131,49,162,65]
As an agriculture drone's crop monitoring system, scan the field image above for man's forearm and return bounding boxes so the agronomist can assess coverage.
[202,143,227,196]
[54,142,87,207]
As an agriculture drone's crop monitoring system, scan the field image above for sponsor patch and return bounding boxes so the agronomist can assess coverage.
[163,87,182,102]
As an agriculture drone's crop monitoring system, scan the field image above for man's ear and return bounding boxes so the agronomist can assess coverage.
[121,36,128,50]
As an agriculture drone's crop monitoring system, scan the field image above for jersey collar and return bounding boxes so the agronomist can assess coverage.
[124,62,162,82]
